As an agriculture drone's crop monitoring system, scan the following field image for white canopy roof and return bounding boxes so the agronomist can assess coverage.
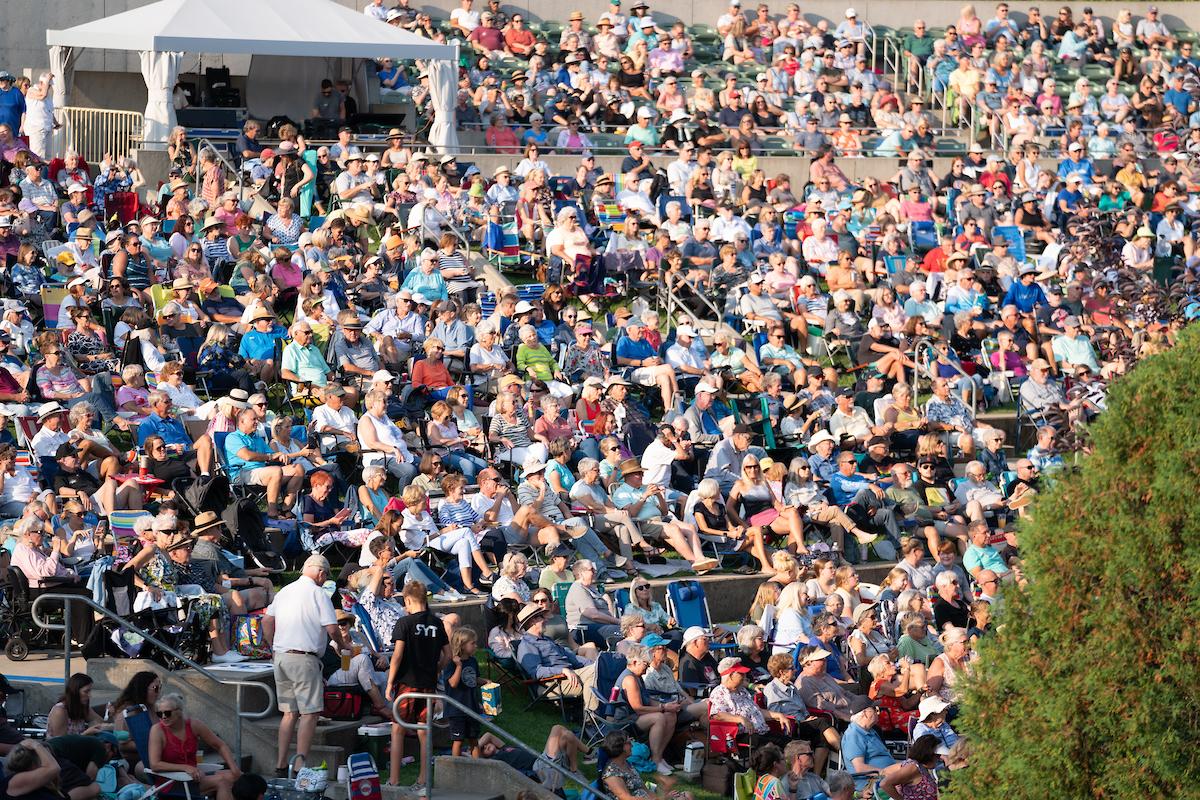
[47,0,456,61]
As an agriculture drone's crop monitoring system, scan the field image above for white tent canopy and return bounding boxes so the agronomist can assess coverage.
[47,0,459,150]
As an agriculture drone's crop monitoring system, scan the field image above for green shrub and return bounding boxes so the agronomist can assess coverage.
[946,325,1200,800]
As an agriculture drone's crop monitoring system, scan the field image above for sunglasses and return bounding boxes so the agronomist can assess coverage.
[156,709,177,718]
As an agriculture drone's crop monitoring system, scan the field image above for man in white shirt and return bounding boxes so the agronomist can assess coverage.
[468,468,520,543]
[311,386,359,453]
[640,424,688,493]
[665,325,709,378]
[450,0,481,34]
[363,0,388,21]
[666,142,697,195]
[30,403,69,460]
[952,460,1005,517]
[709,201,752,243]
[828,390,877,447]
[263,555,349,775]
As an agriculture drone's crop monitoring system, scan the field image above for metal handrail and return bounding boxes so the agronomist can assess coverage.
[31,592,275,760]
[391,690,614,800]
[195,137,248,201]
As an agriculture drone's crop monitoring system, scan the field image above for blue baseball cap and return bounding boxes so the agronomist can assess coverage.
[641,633,670,648]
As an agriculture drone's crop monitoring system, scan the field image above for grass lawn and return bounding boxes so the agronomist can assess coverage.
[387,683,727,800]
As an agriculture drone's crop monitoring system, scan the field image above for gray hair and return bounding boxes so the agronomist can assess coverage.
[934,570,958,590]
[157,692,186,712]
[827,772,855,794]
[697,477,721,500]
[571,559,594,579]
[736,624,764,651]
[290,321,312,337]
[147,390,170,407]
[363,465,385,482]
[577,457,599,473]
[500,551,528,578]
[68,402,97,427]
[133,514,156,536]
[518,323,538,340]
[866,653,892,678]
[624,643,650,665]
[121,363,145,384]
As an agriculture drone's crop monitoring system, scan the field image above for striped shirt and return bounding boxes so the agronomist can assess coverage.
[437,499,481,528]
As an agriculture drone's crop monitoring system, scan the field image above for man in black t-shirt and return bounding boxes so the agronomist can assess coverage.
[386,581,449,791]
[51,443,144,516]
[677,626,719,695]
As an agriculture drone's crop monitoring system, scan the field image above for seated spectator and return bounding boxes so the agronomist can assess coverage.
[148,693,240,800]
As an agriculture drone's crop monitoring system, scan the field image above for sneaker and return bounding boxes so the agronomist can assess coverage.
[409,783,427,797]
[431,592,460,603]
[655,760,673,776]
[212,651,246,664]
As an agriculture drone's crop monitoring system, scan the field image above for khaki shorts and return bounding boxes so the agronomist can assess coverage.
[234,466,276,487]
[274,652,325,714]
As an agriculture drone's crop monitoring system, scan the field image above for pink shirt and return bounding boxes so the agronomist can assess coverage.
[12,542,73,588]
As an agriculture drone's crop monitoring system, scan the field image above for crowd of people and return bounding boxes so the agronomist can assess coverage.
[0,1,1195,799]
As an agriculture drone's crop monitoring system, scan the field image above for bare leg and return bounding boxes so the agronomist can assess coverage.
[194,434,215,475]
[277,711,298,770]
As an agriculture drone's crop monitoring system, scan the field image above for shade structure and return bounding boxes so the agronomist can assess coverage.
[47,0,457,146]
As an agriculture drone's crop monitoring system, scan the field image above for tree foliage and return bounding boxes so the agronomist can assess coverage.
[946,325,1200,800]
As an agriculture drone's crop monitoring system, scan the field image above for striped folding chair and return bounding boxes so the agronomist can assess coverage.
[595,201,624,229]
[39,286,69,329]
[483,219,522,271]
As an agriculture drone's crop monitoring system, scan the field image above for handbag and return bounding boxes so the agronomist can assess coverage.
[233,612,272,660]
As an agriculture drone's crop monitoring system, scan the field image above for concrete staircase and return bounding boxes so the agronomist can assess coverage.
[87,658,380,774]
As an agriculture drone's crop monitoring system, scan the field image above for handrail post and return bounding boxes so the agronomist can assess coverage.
[62,600,71,684]
[425,698,435,795]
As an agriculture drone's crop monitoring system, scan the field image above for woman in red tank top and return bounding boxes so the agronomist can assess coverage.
[148,694,242,800]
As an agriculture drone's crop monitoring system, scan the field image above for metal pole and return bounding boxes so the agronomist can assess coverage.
[424,698,435,794]
[62,600,71,684]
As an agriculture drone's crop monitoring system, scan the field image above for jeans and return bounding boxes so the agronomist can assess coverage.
[576,436,601,462]
[850,487,902,541]
[68,373,117,422]
[390,557,453,594]
[578,620,621,648]
[442,449,488,480]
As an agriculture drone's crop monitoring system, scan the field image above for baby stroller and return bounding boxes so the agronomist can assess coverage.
[0,567,67,660]
[123,590,213,669]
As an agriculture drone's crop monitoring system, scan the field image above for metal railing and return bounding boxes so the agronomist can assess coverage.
[392,690,613,800]
[31,592,275,761]
[195,137,248,201]
[59,107,143,163]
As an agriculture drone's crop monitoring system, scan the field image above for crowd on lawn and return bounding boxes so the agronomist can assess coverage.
[0,1,1195,799]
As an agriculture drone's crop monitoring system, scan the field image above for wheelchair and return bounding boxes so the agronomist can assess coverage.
[0,567,67,661]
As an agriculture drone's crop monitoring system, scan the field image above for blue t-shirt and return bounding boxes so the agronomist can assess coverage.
[238,326,287,362]
[615,337,655,364]
[438,655,482,717]
[0,87,26,134]
[224,430,268,481]
[841,723,896,789]
[1165,88,1191,116]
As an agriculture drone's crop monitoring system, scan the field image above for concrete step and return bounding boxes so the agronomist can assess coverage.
[327,754,553,800]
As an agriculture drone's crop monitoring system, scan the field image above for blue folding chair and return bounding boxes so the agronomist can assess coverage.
[581,651,634,746]
[991,225,1026,262]
[665,580,737,654]
[909,220,939,253]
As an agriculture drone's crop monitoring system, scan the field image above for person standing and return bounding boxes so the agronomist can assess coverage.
[386,581,450,793]
[23,74,56,160]
[262,555,348,776]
